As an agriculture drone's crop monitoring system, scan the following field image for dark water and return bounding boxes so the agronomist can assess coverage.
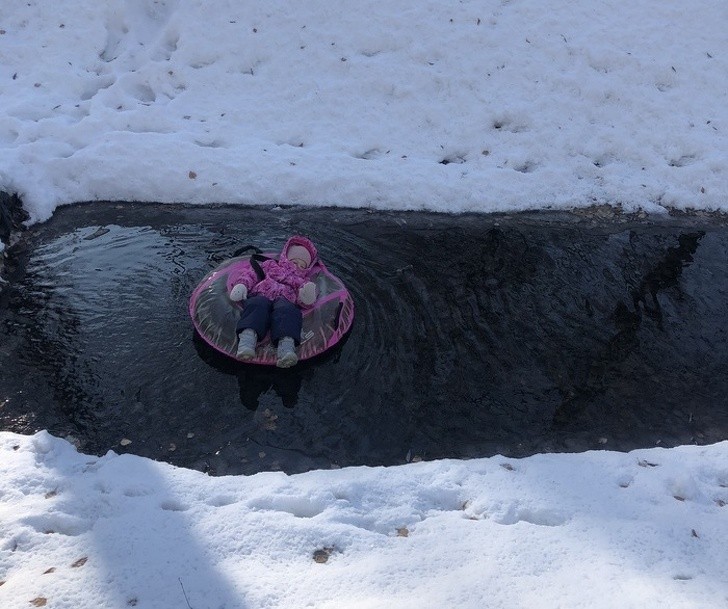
[1,203,727,475]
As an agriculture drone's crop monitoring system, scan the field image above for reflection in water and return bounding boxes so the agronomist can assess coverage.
[193,332,308,410]
[554,231,706,423]
[1,204,728,475]
[633,231,705,327]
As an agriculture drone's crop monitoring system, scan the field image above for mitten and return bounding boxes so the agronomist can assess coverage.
[298,281,316,306]
[229,283,248,302]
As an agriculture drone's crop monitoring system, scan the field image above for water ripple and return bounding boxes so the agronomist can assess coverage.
[2,204,728,474]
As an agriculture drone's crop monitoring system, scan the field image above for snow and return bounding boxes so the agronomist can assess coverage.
[1,1,728,607]
[1,432,727,609]
[1,0,727,224]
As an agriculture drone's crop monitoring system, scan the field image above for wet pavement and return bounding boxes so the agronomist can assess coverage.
[1,202,727,475]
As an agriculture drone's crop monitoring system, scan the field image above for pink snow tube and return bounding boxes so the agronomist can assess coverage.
[189,252,354,365]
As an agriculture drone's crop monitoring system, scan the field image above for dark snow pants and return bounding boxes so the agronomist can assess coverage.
[236,295,302,345]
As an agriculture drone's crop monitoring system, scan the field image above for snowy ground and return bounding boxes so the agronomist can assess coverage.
[1,1,728,608]
[0,0,727,223]
[1,432,727,609]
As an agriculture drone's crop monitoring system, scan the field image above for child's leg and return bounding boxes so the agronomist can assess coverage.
[270,298,303,345]
[236,295,273,339]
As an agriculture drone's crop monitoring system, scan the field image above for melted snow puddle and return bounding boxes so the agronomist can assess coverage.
[1,203,728,474]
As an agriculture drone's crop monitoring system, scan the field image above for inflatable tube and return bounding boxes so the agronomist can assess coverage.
[189,253,354,364]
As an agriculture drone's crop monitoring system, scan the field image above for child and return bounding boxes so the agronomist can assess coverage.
[227,236,318,368]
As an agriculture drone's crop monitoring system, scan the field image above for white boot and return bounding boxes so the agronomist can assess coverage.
[276,337,298,368]
[236,329,257,360]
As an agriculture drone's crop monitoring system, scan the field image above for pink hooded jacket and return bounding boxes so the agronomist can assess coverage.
[226,236,319,308]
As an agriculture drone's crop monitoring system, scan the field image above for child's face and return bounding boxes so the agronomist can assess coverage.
[290,257,309,270]
[287,244,311,269]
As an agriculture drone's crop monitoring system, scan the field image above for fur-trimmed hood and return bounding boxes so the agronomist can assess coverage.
[281,235,318,267]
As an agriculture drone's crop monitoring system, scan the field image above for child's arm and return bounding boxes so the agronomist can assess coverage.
[227,265,260,300]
